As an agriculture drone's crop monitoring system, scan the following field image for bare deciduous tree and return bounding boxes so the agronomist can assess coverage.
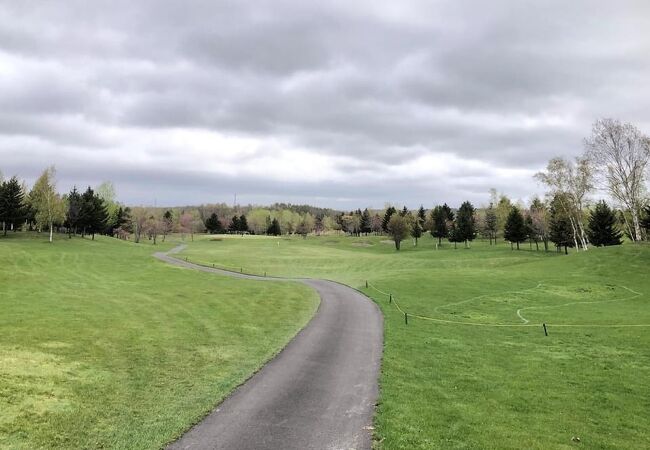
[130,207,148,243]
[584,118,650,242]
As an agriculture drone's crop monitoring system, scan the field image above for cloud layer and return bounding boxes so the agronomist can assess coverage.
[1,0,649,208]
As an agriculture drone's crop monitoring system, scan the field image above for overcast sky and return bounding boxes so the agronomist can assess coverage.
[1,1,649,209]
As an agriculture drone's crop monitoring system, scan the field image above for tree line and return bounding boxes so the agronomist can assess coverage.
[2,118,649,249]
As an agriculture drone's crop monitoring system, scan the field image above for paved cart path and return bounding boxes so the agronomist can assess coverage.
[154,245,383,450]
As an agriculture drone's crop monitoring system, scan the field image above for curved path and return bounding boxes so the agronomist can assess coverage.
[154,245,383,450]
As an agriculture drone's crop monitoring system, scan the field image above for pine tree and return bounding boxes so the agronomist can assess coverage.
[485,205,497,245]
[525,213,534,250]
[229,215,240,233]
[0,181,5,234]
[66,186,82,237]
[417,205,426,230]
[447,219,462,249]
[238,214,249,233]
[456,201,476,248]
[360,208,371,235]
[503,206,527,250]
[113,207,131,232]
[587,201,623,246]
[79,187,108,239]
[400,206,409,217]
[430,204,453,245]
[381,206,396,232]
[549,198,574,254]
[267,217,281,236]
[0,177,25,235]
[411,218,422,246]
[641,205,650,234]
[205,213,224,234]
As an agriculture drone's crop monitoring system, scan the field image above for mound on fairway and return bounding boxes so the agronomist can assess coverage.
[0,234,318,449]
[180,234,650,449]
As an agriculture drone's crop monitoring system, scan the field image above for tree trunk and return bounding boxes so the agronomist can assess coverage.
[395,240,400,250]
[49,223,53,243]
[632,210,642,242]
[516,242,520,250]
[564,245,568,255]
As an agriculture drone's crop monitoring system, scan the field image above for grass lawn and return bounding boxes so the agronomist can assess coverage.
[180,234,650,449]
[0,233,318,449]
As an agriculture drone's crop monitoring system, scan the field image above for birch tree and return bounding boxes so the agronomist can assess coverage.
[534,157,593,251]
[30,167,65,243]
[584,118,650,242]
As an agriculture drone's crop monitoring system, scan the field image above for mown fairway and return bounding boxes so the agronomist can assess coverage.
[0,234,318,449]
[180,234,650,449]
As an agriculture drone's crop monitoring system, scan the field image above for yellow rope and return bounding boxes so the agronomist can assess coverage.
[366,282,650,328]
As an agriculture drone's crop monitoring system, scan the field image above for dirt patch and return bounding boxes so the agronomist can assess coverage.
[351,242,373,247]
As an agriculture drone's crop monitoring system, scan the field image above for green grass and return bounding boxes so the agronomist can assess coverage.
[0,233,318,449]
[180,234,650,449]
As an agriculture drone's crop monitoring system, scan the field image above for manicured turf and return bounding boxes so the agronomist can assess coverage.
[180,234,650,449]
[0,234,318,449]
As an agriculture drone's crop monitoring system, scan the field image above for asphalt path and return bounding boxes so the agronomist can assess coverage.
[154,245,383,450]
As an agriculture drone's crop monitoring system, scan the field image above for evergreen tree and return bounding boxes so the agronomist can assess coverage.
[205,213,224,234]
[113,206,131,232]
[417,205,426,230]
[238,214,249,233]
[360,208,371,235]
[228,215,240,233]
[456,201,476,247]
[66,186,82,237]
[485,205,497,245]
[381,206,397,232]
[79,187,108,239]
[587,201,623,246]
[641,205,650,234]
[0,176,25,235]
[525,213,534,250]
[430,203,453,245]
[447,219,463,249]
[411,218,422,246]
[400,206,409,217]
[267,217,281,236]
[549,197,574,254]
[503,206,527,250]
[0,180,4,232]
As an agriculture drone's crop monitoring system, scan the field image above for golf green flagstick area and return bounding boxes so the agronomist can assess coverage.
[0,234,318,449]
[179,234,650,449]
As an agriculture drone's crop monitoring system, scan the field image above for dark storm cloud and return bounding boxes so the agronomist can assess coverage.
[0,0,649,207]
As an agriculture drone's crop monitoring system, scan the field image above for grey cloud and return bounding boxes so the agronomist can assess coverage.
[0,0,649,207]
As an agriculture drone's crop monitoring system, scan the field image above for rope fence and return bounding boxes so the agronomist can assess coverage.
[170,250,650,332]
[365,282,650,331]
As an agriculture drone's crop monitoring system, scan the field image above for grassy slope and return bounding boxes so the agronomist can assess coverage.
[0,234,318,449]
[180,234,650,449]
